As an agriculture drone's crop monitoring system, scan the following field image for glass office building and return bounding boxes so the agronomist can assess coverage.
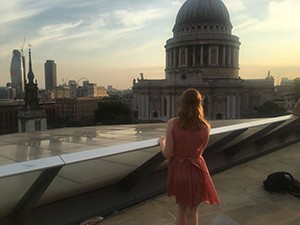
[10,49,25,98]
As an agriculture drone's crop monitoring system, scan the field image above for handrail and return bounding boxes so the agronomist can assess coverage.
[0,114,295,178]
[210,114,293,135]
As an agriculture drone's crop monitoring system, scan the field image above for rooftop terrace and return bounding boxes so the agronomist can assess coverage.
[0,115,299,225]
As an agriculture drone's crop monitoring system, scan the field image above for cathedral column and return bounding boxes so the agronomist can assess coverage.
[192,46,196,66]
[173,48,176,68]
[222,45,226,66]
[140,95,145,118]
[226,94,237,119]
[161,95,165,118]
[145,95,149,120]
[166,50,169,68]
[169,50,172,68]
[226,95,230,119]
[171,94,176,117]
[208,46,219,66]
[234,47,239,67]
[231,47,235,67]
[236,94,241,118]
[169,49,172,68]
[227,46,232,67]
[231,94,236,119]
[200,45,204,65]
[166,95,171,118]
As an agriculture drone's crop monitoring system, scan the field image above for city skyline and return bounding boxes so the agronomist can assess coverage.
[1,0,300,89]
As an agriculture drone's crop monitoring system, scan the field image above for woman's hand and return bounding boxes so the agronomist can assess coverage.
[159,136,166,146]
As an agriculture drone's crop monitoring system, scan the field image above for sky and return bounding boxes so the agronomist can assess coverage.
[1,0,300,89]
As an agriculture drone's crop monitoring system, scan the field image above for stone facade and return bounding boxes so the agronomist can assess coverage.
[132,0,274,121]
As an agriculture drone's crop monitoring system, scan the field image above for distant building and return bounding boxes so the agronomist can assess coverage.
[44,60,57,91]
[0,100,20,135]
[0,84,16,100]
[51,85,71,99]
[69,80,78,98]
[44,79,107,100]
[0,100,58,135]
[132,0,274,121]
[56,97,104,126]
[10,49,25,98]
[96,86,107,97]
[78,80,107,97]
[105,88,133,109]
[274,77,298,112]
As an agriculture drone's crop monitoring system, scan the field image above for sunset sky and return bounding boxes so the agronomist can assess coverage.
[1,0,300,89]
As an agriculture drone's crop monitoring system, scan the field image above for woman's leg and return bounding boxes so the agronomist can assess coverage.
[186,205,199,225]
[177,203,187,225]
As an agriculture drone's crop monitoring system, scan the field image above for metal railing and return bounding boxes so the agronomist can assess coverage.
[0,115,295,179]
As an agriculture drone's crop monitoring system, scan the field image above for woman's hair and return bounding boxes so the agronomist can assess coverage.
[178,88,210,129]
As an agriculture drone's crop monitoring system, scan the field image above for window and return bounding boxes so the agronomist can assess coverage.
[181,74,187,80]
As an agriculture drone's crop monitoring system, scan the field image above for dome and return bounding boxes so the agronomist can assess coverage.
[174,0,232,29]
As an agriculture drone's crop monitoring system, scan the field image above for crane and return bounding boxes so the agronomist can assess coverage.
[20,37,26,87]
[20,37,26,56]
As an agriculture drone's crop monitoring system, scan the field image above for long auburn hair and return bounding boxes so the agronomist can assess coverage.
[178,88,210,129]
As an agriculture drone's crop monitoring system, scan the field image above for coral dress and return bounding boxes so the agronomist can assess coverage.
[167,119,220,207]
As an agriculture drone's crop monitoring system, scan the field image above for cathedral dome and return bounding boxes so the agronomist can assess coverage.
[174,0,232,29]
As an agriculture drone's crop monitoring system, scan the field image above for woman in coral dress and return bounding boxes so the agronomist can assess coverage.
[159,88,220,225]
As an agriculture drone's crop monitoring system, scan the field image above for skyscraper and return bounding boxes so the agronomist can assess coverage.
[44,60,57,91]
[10,49,25,98]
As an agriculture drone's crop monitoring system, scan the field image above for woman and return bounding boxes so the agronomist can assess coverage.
[294,98,300,116]
[159,88,220,225]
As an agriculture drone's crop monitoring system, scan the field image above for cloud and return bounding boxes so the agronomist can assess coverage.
[73,8,166,51]
[113,9,163,27]
[0,0,43,25]
[171,0,185,6]
[223,0,246,13]
[235,0,300,32]
[22,20,83,48]
[39,21,83,36]
[91,8,165,29]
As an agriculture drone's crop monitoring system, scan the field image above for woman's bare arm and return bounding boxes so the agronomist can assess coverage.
[159,119,174,159]
[294,98,300,116]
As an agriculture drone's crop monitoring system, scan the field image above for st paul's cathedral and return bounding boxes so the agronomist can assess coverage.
[132,0,274,121]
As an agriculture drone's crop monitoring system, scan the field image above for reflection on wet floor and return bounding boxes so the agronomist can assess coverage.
[0,119,261,166]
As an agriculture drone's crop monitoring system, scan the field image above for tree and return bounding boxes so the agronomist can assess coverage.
[94,101,131,125]
[256,101,287,118]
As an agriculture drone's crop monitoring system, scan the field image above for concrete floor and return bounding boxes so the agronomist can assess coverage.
[98,142,300,225]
